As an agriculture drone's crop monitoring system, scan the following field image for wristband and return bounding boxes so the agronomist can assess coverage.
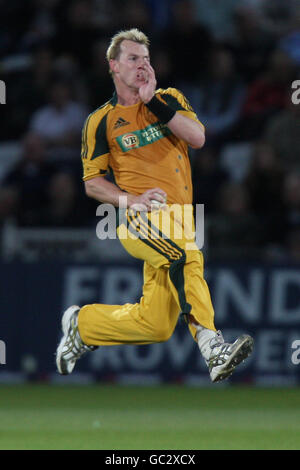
[145,96,176,124]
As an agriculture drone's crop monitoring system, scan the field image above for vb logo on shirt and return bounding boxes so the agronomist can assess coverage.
[117,122,171,152]
[121,133,140,150]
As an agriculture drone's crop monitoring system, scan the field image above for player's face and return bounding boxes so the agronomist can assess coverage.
[111,40,150,90]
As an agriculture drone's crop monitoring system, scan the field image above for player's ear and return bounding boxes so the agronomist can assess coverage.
[109,59,119,75]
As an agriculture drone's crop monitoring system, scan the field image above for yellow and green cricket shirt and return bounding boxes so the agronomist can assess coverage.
[81,87,203,205]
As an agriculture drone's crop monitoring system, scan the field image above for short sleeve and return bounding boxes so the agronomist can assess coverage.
[158,87,205,131]
[81,111,110,181]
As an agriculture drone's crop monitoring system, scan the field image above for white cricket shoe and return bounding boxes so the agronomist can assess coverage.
[56,305,97,375]
[207,331,254,383]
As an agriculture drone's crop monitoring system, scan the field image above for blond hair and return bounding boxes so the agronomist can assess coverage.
[106,28,150,74]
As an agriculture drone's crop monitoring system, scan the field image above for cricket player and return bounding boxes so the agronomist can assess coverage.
[56,29,253,382]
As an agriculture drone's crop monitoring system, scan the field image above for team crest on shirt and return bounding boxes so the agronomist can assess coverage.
[121,133,140,149]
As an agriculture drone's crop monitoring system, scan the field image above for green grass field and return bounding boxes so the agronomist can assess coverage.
[0,384,299,450]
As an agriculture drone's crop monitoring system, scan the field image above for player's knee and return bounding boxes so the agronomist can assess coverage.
[154,326,173,342]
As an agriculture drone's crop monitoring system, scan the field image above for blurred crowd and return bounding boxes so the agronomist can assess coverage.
[0,0,299,261]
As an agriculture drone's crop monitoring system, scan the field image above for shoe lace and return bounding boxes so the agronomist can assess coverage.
[209,330,224,349]
[208,331,233,366]
[64,315,94,361]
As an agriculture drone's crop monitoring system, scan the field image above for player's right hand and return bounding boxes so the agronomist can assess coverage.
[128,188,167,211]
[138,61,157,104]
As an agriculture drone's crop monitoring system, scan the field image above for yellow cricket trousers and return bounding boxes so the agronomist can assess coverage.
[78,205,216,346]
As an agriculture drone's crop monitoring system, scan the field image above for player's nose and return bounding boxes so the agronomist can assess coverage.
[137,58,147,68]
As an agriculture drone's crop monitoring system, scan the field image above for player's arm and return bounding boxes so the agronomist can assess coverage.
[139,62,205,149]
[85,177,128,206]
[165,113,205,149]
[85,177,166,210]
[82,112,125,206]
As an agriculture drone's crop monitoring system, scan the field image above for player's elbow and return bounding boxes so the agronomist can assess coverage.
[85,180,96,199]
[190,131,205,149]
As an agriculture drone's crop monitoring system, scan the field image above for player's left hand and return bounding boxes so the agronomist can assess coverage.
[139,61,157,104]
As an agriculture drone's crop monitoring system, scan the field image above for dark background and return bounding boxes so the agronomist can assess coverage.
[0,0,300,384]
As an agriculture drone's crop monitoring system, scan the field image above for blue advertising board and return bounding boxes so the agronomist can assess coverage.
[1,261,300,385]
